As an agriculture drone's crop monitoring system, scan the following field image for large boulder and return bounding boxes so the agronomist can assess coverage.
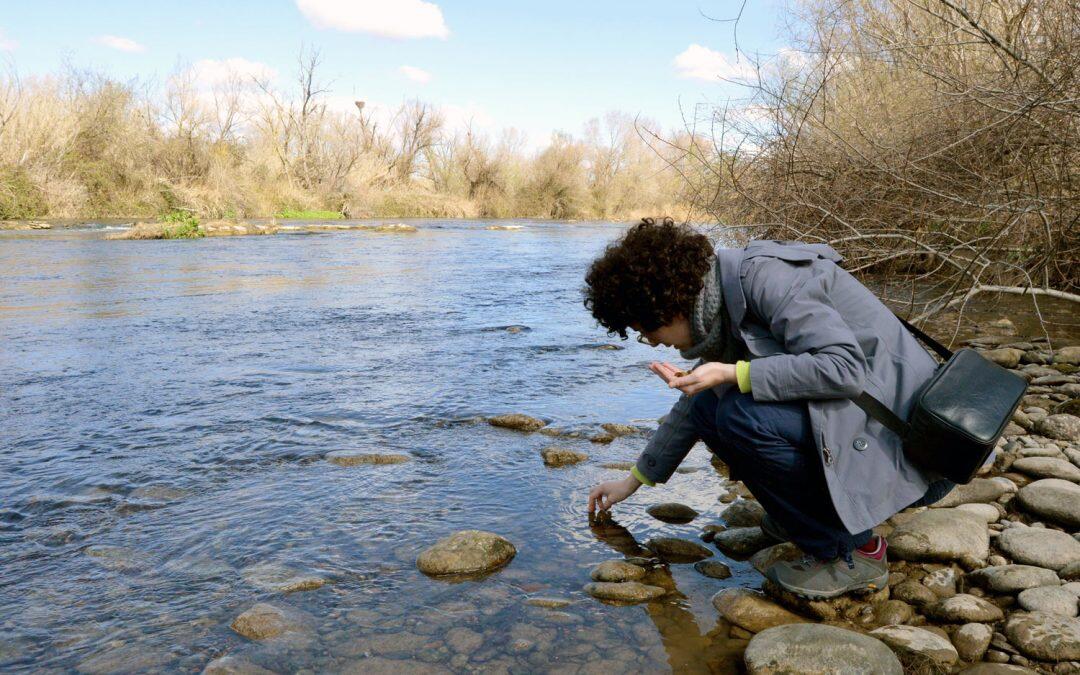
[1017,478,1080,528]
[744,624,903,675]
[931,478,1008,508]
[968,565,1061,594]
[870,625,958,670]
[416,530,516,576]
[712,588,809,634]
[887,509,988,564]
[583,581,666,603]
[997,527,1080,572]
[1035,414,1080,442]
[1011,456,1080,482]
[1004,611,1080,661]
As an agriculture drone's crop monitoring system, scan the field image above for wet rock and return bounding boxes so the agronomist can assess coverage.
[870,625,958,669]
[130,485,188,501]
[957,503,1002,523]
[699,523,726,543]
[1011,456,1080,482]
[694,560,732,579]
[712,526,774,559]
[241,562,327,593]
[583,581,666,603]
[645,502,699,524]
[588,432,615,444]
[762,579,889,622]
[416,530,516,576]
[986,348,1024,369]
[934,478,1010,508]
[1035,414,1080,442]
[873,599,914,626]
[524,596,573,609]
[1017,479,1080,529]
[76,645,171,674]
[953,622,993,662]
[1004,611,1080,661]
[599,461,634,470]
[600,423,640,437]
[997,527,1080,572]
[750,542,802,575]
[202,655,275,674]
[487,414,547,432]
[926,594,1005,623]
[84,544,147,571]
[1017,586,1079,617]
[887,509,989,563]
[539,446,587,467]
[590,560,645,583]
[325,451,410,466]
[711,587,809,633]
[744,623,902,675]
[444,627,483,655]
[893,581,937,609]
[969,565,1062,593]
[720,500,766,528]
[645,536,713,563]
[230,603,310,640]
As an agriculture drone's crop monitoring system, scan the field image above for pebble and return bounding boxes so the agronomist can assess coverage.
[416,530,517,576]
[953,622,993,662]
[1017,478,1080,529]
[997,527,1080,572]
[870,625,958,669]
[743,623,902,675]
[1017,586,1079,617]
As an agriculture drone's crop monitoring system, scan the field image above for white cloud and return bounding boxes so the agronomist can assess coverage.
[95,35,146,53]
[0,29,17,51]
[188,58,278,86]
[296,0,449,39]
[674,44,752,82]
[398,65,431,84]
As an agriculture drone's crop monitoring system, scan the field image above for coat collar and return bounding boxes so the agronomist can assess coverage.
[714,246,748,338]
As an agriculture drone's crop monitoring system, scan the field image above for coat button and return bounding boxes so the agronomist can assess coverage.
[646,457,656,467]
[853,438,868,451]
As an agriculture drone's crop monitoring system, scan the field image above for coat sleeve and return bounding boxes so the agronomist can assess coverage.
[634,360,705,484]
[744,257,867,402]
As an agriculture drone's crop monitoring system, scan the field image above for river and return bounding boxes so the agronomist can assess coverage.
[0,219,1074,673]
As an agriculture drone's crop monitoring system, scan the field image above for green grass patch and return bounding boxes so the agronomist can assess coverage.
[273,209,343,220]
[160,210,204,239]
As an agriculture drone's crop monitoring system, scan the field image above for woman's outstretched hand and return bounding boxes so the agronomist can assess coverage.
[588,476,641,513]
[649,361,736,396]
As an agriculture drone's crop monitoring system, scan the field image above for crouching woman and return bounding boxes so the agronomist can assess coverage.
[583,218,952,599]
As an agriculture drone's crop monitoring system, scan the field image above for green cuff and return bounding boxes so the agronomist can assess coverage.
[736,360,752,393]
[630,465,655,487]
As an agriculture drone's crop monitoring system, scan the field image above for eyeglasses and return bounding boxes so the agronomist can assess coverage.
[635,332,657,346]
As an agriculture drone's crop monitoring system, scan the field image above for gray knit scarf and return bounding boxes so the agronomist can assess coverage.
[679,255,743,364]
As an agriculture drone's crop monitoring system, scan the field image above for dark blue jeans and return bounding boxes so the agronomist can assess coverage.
[689,387,954,561]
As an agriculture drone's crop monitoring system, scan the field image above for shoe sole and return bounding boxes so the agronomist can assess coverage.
[772,571,889,600]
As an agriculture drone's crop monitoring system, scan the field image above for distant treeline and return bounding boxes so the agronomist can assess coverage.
[0,50,691,221]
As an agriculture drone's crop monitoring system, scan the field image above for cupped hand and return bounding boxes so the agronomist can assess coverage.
[650,361,736,396]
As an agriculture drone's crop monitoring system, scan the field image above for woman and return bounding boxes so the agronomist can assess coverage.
[583,218,952,599]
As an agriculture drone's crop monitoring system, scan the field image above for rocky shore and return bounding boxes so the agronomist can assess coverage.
[106,220,420,239]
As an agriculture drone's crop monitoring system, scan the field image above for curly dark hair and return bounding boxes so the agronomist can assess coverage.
[583,217,714,339]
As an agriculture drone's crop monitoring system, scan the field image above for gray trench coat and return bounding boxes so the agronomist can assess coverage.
[635,240,944,534]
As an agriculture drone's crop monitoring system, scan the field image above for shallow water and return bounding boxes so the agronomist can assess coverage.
[1,219,1074,673]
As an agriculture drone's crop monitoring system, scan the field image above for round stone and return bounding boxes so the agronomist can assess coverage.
[416,530,516,576]
[712,526,774,558]
[1035,414,1080,442]
[1004,611,1080,661]
[997,527,1080,572]
[694,560,732,579]
[325,451,410,466]
[539,446,588,467]
[931,478,1008,508]
[1011,457,1080,482]
[744,624,903,675]
[583,581,666,603]
[487,414,547,431]
[952,622,993,662]
[1017,586,1079,617]
[926,594,1004,623]
[645,536,713,563]
[1017,478,1080,529]
[968,565,1062,594]
[646,502,700,524]
[720,499,766,527]
[870,625,958,669]
[887,509,988,563]
[711,587,809,634]
[590,560,645,583]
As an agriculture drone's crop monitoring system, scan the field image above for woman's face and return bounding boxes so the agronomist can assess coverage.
[630,315,693,350]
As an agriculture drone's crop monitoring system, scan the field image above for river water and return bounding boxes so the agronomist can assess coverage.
[0,219,1074,673]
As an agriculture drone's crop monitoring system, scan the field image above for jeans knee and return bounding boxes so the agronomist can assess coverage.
[687,389,719,435]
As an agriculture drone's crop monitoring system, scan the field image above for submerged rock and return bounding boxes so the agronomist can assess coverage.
[416,530,516,576]
[997,526,1080,571]
[539,446,587,467]
[645,502,699,524]
[1004,611,1080,661]
[645,536,713,563]
[325,451,410,466]
[590,560,645,583]
[968,565,1061,594]
[202,655,276,674]
[600,423,640,437]
[487,414,547,432]
[712,526,774,558]
[241,562,327,593]
[870,625,958,669]
[583,581,666,603]
[712,587,809,634]
[744,623,903,675]
[1017,478,1080,528]
[887,509,988,564]
[229,603,311,641]
[694,560,732,579]
[524,596,573,609]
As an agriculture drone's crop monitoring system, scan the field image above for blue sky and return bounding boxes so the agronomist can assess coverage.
[0,0,788,145]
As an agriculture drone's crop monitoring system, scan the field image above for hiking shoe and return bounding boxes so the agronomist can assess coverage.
[760,513,791,543]
[765,538,888,600]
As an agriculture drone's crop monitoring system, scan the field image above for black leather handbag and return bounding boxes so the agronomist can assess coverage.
[855,318,1028,484]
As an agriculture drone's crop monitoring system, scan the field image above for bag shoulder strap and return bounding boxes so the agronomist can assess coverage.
[852,313,951,439]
